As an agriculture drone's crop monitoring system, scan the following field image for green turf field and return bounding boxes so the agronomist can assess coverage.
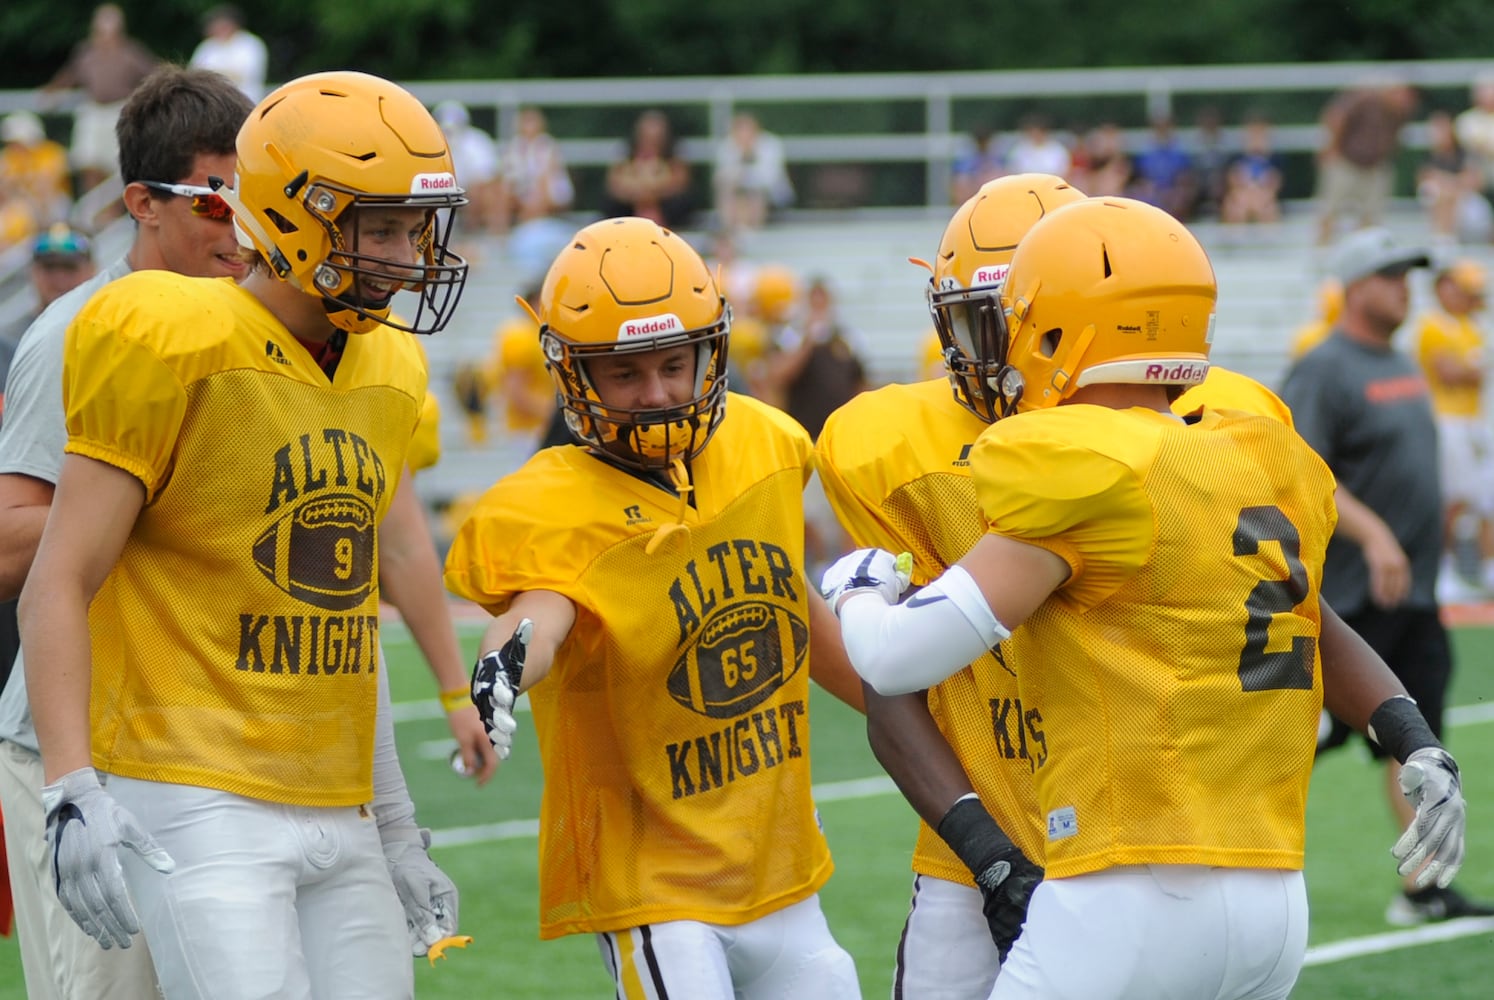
[3,623,1492,999]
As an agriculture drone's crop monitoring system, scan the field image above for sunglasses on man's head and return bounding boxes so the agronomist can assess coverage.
[140,181,233,222]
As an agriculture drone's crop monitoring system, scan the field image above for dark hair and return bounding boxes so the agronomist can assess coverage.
[115,65,253,186]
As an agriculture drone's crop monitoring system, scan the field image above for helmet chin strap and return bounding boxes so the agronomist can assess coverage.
[645,457,694,555]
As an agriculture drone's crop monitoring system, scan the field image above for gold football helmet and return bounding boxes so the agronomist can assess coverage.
[536,217,730,471]
[996,197,1217,414]
[928,173,1086,421]
[221,71,468,335]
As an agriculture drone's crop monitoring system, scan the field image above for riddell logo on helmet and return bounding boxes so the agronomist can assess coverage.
[410,172,458,193]
[1144,362,1207,382]
[972,264,1009,286]
[618,313,684,340]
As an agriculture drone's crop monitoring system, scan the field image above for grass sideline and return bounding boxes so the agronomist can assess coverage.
[2,623,1492,998]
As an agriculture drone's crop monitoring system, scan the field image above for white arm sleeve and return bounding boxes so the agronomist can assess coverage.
[371,643,419,844]
[839,565,1010,696]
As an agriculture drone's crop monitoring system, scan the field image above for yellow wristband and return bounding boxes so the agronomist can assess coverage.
[439,687,469,713]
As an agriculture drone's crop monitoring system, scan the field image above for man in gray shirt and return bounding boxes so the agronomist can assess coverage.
[0,65,251,1000]
[1281,226,1493,925]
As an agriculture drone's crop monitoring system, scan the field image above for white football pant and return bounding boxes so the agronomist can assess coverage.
[893,874,1002,999]
[107,775,412,1000]
[991,865,1308,1000]
[596,893,860,1000]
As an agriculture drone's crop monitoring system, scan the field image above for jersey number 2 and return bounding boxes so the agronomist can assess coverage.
[1232,505,1314,692]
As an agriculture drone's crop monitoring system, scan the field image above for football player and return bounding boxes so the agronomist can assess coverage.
[445,216,863,999]
[821,197,1466,999]
[0,65,253,1000]
[18,71,469,999]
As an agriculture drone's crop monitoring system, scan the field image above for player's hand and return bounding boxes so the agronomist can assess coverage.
[819,549,912,615]
[384,827,459,957]
[973,846,1044,962]
[471,619,532,760]
[1393,746,1465,889]
[41,767,175,950]
[445,704,498,785]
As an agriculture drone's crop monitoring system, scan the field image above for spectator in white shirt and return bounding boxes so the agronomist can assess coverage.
[1004,113,1072,179]
[713,111,794,233]
[188,5,267,101]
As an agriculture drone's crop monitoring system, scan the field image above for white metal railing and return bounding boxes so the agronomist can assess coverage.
[2,57,1492,301]
[3,58,1492,205]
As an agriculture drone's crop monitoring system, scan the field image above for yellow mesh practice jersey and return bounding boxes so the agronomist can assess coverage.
[64,270,424,806]
[972,404,1337,879]
[445,394,832,938]
[1175,366,1295,428]
[815,378,1045,882]
[1415,311,1486,417]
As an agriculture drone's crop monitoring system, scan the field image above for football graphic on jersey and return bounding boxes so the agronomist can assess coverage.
[667,601,808,718]
[252,493,376,611]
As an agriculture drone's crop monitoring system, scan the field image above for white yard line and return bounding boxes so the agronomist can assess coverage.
[1301,917,1494,966]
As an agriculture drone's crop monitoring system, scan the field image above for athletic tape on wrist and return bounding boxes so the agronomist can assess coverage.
[1366,695,1440,764]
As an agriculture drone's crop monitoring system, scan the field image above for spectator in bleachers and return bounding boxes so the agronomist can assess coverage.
[1003,113,1071,179]
[0,183,38,256]
[0,112,71,228]
[949,122,1004,205]
[1221,115,1284,226]
[713,111,794,233]
[1,225,95,404]
[1191,105,1231,219]
[433,100,502,234]
[1454,72,1494,218]
[602,109,692,229]
[188,5,267,102]
[1131,114,1198,220]
[41,4,157,197]
[496,106,574,232]
[1417,110,1490,247]
[763,275,869,442]
[1314,77,1416,245]
[1073,121,1132,197]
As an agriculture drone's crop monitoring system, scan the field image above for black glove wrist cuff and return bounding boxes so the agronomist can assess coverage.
[936,795,1015,881]
[1367,695,1441,764]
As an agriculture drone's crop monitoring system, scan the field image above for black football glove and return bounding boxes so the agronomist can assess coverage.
[972,845,1044,960]
[936,794,1043,961]
[470,619,531,759]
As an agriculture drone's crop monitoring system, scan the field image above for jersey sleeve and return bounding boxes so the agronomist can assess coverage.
[407,385,442,472]
[971,412,1155,611]
[443,460,597,617]
[62,288,187,497]
[814,405,925,580]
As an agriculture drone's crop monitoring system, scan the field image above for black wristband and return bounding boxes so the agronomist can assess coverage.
[1367,695,1441,764]
[936,795,1013,879]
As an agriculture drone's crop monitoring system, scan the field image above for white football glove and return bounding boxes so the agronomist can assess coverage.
[384,827,459,957]
[471,619,531,760]
[820,549,912,616]
[41,767,175,950]
[1392,746,1466,889]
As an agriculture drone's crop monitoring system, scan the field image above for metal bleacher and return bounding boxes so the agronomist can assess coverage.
[6,57,1494,505]
[413,197,1494,508]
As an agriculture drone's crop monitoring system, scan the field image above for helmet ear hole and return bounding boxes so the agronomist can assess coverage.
[1038,329,1062,359]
